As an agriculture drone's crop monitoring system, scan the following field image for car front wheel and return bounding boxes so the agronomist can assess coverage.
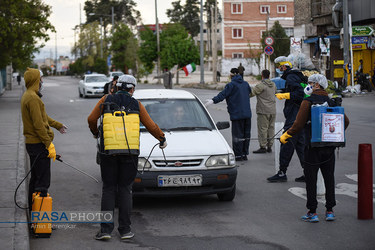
[78,88,82,97]
[217,184,236,202]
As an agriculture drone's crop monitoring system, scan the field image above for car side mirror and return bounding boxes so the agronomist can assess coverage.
[79,80,83,84]
[216,121,230,130]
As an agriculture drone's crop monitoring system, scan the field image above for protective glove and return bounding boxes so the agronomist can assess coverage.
[275,93,290,100]
[59,124,68,134]
[280,132,292,144]
[47,142,56,161]
[205,99,214,107]
[159,140,167,149]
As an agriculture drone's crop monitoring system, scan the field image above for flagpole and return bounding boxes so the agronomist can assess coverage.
[199,0,205,84]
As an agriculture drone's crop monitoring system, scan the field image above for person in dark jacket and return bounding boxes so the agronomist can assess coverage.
[267,57,306,182]
[280,74,349,222]
[88,75,167,241]
[205,68,252,161]
[238,63,245,78]
[103,75,119,95]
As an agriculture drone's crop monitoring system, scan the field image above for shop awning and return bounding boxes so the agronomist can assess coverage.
[303,35,340,44]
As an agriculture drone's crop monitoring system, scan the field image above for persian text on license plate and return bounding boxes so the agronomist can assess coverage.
[158,175,202,187]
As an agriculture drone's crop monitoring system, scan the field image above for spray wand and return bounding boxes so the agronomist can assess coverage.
[56,155,99,183]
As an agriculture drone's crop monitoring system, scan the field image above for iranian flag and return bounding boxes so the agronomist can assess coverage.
[182,63,196,76]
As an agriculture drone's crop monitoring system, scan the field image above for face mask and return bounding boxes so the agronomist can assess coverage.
[304,84,313,96]
[276,68,283,75]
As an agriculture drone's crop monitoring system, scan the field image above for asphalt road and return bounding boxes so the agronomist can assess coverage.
[30,76,375,250]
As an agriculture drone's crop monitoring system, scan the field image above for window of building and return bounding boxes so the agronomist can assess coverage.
[232,28,243,39]
[277,5,287,13]
[232,53,243,58]
[232,3,242,14]
[260,5,270,14]
[284,28,294,37]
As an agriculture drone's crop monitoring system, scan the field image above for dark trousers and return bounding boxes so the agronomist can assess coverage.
[26,143,50,210]
[100,154,138,234]
[231,118,251,157]
[304,147,336,212]
[279,129,305,173]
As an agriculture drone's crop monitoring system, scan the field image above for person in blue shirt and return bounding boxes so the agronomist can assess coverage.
[205,68,252,161]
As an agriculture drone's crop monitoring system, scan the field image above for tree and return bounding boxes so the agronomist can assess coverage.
[71,22,104,74]
[110,23,139,74]
[160,24,200,84]
[166,0,200,37]
[0,0,55,70]
[93,58,108,74]
[84,0,141,37]
[261,21,290,61]
[138,26,157,75]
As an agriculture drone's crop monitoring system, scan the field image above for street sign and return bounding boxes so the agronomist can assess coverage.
[352,26,374,36]
[265,36,274,45]
[264,46,274,55]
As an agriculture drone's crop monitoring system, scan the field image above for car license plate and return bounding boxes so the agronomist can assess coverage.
[158,175,202,187]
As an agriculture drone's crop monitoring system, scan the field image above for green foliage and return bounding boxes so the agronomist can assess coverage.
[84,0,141,32]
[138,26,157,74]
[159,24,200,70]
[261,21,290,61]
[72,22,102,60]
[69,58,85,75]
[93,58,108,74]
[0,0,55,70]
[110,23,139,73]
[166,0,200,37]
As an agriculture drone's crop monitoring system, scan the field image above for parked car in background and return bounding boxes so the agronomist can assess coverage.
[78,74,108,98]
[108,71,124,81]
[132,89,237,201]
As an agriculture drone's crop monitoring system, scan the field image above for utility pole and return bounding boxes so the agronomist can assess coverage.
[100,17,103,59]
[55,32,57,75]
[111,6,114,34]
[212,3,218,84]
[155,0,161,83]
[200,0,205,84]
[343,0,349,86]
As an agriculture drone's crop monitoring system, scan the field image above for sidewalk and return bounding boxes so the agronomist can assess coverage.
[0,81,30,250]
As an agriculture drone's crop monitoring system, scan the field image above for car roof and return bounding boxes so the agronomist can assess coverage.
[134,89,196,100]
[85,74,106,77]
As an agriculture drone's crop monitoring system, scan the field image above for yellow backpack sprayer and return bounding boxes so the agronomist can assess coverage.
[14,154,98,238]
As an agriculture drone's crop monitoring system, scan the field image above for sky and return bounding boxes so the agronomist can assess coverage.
[35,0,205,60]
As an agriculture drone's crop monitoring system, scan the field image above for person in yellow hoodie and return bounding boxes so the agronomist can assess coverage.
[21,68,67,209]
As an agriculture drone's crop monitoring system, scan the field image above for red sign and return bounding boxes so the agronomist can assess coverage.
[264,46,274,55]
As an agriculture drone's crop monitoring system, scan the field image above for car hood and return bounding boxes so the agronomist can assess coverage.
[84,82,106,87]
[140,130,232,157]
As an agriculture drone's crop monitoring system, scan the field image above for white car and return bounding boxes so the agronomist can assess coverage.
[78,74,108,98]
[107,71,124,81]
[132,89,237,201]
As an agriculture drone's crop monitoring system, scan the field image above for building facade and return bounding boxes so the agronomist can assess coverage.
[222,0,294,59]
[295,0,375,85]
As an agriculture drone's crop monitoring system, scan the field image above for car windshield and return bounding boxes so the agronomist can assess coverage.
[86,76,107,83]
[139,99,215,131]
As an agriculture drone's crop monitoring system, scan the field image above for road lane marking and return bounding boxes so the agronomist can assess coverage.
[288,174,375,203]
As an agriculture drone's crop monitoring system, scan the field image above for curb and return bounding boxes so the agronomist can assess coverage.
[14,85,30,250]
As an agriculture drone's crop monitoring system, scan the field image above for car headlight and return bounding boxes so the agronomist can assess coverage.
[138,157,151,170]
[206,154,235,167]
